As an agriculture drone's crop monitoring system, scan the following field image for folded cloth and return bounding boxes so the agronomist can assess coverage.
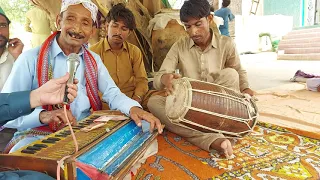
[290,70,320,82]
[306,78,320,92]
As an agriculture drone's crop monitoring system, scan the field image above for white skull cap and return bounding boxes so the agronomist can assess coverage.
[60,0,98,22]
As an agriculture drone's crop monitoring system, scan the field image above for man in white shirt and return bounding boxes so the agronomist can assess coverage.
[0,6,24,91]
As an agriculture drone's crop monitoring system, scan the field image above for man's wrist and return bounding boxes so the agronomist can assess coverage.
[39,110,47,124]
[30,89,41,108]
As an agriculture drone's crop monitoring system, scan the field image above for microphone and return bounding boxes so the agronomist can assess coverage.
[63,53,80,104]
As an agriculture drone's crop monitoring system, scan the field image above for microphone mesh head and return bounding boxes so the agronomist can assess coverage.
[67,53,80,62]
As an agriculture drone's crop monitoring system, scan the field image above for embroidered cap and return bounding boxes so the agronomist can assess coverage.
[60,0,98,22]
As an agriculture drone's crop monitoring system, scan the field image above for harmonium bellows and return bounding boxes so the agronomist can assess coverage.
[0,111,158,180]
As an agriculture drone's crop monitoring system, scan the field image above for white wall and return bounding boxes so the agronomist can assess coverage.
[235,15,293,53]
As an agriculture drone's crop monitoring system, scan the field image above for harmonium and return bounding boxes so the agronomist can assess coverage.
[0,110,159,179]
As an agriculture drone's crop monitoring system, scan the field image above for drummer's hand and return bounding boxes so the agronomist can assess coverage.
[160,73,181,95]
[242,88,255,96]
[129,106,163,134]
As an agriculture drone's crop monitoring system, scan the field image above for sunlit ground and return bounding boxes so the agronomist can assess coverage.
[241,52,320,90]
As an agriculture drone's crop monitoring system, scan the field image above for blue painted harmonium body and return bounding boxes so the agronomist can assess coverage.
[0,111,159,180]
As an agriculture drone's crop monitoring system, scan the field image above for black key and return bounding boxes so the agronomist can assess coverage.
[62,131,71,135]
[21,149,36,154]
[27,146,41,151]
[33,144,48,148]
[64,130,71,133]
[79,123,90,126]
[72,126,81,130]
[55,134,67,137]
[80,121,90,124]
[42,139,56,143]
[47,137,60,141]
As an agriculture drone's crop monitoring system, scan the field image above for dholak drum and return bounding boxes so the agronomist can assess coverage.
[165,78,258,138]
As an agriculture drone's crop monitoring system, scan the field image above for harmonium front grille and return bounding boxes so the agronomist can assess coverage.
[0,111,159,180]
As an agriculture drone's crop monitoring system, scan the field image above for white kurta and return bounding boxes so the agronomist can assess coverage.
[0,48,14,91]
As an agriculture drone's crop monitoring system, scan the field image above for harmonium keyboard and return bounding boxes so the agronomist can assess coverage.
[0,110,159,179]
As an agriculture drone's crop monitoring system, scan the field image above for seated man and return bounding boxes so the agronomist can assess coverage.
[148,0,254,157]
[90,3,148,108]
[0,74,77,180]
[2,0,162,153]
[0,6,24,91]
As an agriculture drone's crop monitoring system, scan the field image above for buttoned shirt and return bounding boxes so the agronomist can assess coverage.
[153,32,249,91]
[90,38,148,99]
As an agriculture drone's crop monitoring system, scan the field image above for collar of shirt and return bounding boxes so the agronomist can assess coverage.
[0,48,9,64]
[51,36,85,59]
[188,29,218,50]
[103,37,128,52]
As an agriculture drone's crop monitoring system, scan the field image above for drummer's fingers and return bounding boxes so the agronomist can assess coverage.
[166,85,174,95]
[173,73,181,79]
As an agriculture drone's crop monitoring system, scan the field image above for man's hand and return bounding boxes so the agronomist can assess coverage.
[242,88,255,96]
[39,109,76,125]
[317,85,320,92]
[8,38,24,60]
[129,106,163,134]
[30,73,78,108]
[132,95,142,104]
[160,73,181,95]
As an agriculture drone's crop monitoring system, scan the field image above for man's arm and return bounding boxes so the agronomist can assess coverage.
[1,49,44,130]
[224,40,249,92]
[0,74,78,124]
[0,91,33,123]
[153,42,180,90]
[227,8,235,21]
[131,47,148,100]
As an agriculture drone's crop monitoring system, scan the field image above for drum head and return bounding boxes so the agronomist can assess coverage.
[165,79,192,120]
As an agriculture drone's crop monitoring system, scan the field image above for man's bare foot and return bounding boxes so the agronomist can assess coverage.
[210,138,233,158]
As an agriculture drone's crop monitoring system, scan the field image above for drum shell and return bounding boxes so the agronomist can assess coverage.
[165,78,258,137]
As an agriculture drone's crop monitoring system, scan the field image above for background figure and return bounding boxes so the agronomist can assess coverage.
[90,4,150,110]
[0,7,24,91]
[214,0,235,36]
[25,4,56,47]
